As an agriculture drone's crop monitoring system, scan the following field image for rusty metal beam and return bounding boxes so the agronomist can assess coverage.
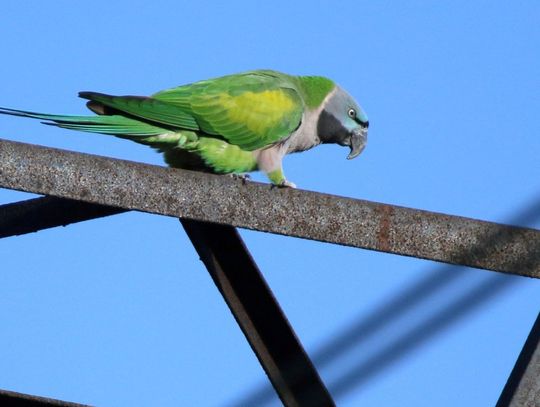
[181,219,335,406]
[497,312,540,407]
[0,389,90,406]
[0,138,539,277]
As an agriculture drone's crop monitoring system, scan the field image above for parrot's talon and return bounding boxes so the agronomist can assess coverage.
[230,173,251,184]
[277,180,296,189]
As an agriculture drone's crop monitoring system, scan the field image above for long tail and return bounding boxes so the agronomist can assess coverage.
[0,106,168,138]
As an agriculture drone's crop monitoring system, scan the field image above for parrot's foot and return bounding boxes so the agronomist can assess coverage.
[230,173,251,184]
[281,180,296,188]
[272,179,296,189]
[267,169,295,188]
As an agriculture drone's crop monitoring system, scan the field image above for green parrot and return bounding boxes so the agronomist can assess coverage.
[0,70,368,187]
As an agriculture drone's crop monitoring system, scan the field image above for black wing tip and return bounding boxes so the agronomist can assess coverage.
[86,101,109,115]
[78,91,105,100]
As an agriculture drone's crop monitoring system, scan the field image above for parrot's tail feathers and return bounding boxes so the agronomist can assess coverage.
[0,106,58,121]
[0,106,167,137]
[0,106,200,151]
[42,117,167,137]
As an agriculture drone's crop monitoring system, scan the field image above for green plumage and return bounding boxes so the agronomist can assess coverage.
[153,70,305,150]
[0,70,340,184]
[80,92,200,130]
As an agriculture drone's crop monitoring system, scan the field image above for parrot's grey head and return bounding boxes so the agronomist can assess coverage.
[317,86,369,160]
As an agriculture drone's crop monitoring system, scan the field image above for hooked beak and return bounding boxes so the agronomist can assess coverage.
[346,127,368,160]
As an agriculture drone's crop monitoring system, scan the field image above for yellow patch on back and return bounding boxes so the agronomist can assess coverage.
[219,90,296,135]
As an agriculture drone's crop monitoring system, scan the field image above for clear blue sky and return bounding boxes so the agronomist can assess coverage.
[1,1,539,406]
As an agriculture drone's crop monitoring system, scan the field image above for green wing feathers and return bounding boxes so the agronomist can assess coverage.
[153,70,304,150]
[80,70,305,152]
[79,92,200,130]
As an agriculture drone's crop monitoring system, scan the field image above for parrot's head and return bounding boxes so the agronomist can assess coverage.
[317,86,369,160]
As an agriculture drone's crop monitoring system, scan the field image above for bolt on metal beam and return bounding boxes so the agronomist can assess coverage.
[181,219,335,407]
[497,312,540,407]
[0,389,91,407]
[0,138,539,277]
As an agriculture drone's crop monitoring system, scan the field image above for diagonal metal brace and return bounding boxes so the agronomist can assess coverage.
[497,312,540,407]
[180,219,335,407]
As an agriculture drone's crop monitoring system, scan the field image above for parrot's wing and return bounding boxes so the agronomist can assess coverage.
[78,92,200,131]
[153,71,304,151]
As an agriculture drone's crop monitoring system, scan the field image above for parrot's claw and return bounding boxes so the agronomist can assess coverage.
[275,180,296,189]
[230,173,251,184]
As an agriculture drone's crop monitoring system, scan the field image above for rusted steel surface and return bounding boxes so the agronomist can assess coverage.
[0,389,91,406]
[497,313,540,407]
[0,196,125,238]
[0,138,539,277]
[181,219,335,407]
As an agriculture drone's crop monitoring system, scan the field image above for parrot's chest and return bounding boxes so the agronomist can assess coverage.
[285,109,322,154]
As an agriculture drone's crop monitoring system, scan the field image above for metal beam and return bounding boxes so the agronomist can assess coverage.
[0,389,90,407]
[0,138,539,277]
[497,313,540,407]
[181,219,335,407]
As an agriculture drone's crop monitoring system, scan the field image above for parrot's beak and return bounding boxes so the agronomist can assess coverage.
[347,127,368,160]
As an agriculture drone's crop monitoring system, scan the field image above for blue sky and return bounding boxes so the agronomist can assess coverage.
[1,1,539,406]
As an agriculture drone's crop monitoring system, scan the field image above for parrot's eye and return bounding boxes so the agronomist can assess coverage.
[347,108,356,118]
